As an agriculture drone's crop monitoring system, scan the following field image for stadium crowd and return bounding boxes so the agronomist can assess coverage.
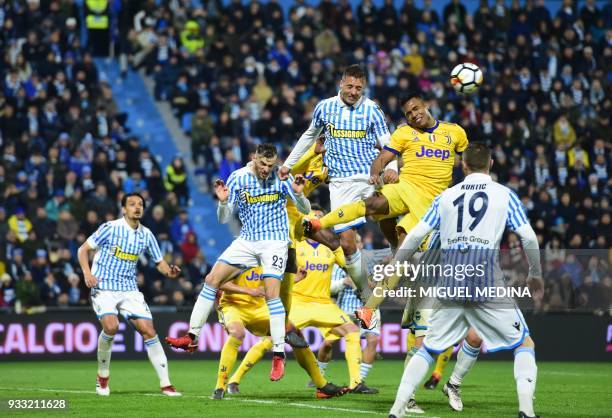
[0,0,213,312]
[0,0,610,314]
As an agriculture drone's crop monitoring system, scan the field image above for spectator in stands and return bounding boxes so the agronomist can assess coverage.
[181,231,200,265]
[44,190,69,222]
[0,0,609,311]
[8,207,32,242]
[218,149,241,182]
[170,209,195,246]
[164,155,189,205]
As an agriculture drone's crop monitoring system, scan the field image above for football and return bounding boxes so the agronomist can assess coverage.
[450,63,483,94]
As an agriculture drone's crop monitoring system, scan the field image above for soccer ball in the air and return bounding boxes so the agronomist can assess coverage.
[450,63,483,94]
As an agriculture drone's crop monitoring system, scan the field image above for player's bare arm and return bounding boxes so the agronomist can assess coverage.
[294,267,308,283]
[291,175,311,214]
[220,281,265,298]
[156,260,181,278]
[77,241,98,288]
[369,149,398,186]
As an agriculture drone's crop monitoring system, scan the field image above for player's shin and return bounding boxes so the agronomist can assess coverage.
[404,332,419,368]
[345,250,366,291]
[97,331,114,378]
[189,284,218,339]
[449,342,480,386]
[266,298,286,354]
[294,347,327,388]
[319,201,366,230]
[144,335,171,387]
[390,347,433,416]
[514,347,537,417]
[216,336,242,389]
[229,338,272,384]
[344,332,363,389]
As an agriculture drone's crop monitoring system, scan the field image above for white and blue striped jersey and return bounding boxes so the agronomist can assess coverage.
[226,165,297,241]
[87,217,163,291]
[331,265,362,314]
[311,94,390,178]
[421,172,531,300]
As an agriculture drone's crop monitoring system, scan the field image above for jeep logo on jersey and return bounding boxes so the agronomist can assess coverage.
[245,270,262,281]
[325,122,366,139]
[305,261,329,272]
[415,146,451,160]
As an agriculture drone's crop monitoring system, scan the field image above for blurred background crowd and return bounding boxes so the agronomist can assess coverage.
[0,0,610,314]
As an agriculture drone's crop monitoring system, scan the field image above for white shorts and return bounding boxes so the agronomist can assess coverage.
[423,299,529,353]
[218,238,289,279]
[91,289,152,321]
[329,177,374,233]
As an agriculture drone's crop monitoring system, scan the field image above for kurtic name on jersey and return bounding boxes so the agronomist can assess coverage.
[460,183,487,190]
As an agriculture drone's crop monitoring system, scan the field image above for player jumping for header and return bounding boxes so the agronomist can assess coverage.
[279,64,399,296]
[166,144,310,381]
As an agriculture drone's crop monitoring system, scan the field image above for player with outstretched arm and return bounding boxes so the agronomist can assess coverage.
[166,144,310,381]
[387,143,542,418]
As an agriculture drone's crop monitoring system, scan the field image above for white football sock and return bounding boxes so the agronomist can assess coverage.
[360,362,373,380]
[449,341,480,386]
[145,335,171,387]
[97,331,114,378]
[345,250,365,291]
[389,348,433,417]
[514,347,537,417]
[189,284,217,338]
[266,298,286,353]
[317,361,329,375]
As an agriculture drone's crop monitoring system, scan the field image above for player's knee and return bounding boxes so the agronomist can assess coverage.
[228,325,246,341]
[321,339,334,350]
[339,235,357,254]
[365,195,389,215]
[345,323,360,334]
[465,329,483,348]
[520,336,535,349]
[103,322,119,335]
[414,335,425,348]
[366,334,379,349]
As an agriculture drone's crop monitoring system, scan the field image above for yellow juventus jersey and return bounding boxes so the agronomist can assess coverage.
[385,120,468,195]
[289,143,328,199]
[293,240,342,303]
[219,266,265,308]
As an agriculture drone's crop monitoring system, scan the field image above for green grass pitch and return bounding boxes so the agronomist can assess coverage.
[0,360,610,417]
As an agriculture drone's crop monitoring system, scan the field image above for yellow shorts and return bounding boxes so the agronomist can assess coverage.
[373,181,438,235]
[289,298,351,340]
[287,204,306,243]
[217,303,270,337]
